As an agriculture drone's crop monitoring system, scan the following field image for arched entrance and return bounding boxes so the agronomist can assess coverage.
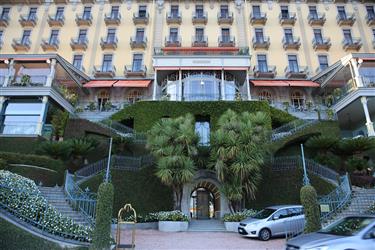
[190,181,220,219]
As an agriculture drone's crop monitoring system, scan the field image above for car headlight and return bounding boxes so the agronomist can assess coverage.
[305,246,329,250]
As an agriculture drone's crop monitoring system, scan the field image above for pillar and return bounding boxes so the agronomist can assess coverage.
[3,59,14,87]
[246,69,251,100]
[46,59,56,87]
[36,96,49,136]
[221,69,225,100]
[0,96,5,115]
[360,96,375,137]
[350,58,363,88]
[152,69,157,100]
[178,69,182,101]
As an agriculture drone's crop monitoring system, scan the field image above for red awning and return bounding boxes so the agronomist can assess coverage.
[154,66,248,70]
[84,80,116,88]
[250,80,319,88]
[286,80,320,87]
[113,80,151,88]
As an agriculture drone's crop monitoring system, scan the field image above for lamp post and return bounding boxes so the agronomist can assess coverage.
[301,143,310,186]
[104,137,113,183]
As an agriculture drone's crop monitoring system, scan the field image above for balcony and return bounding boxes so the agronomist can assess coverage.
[253,65,276,78]
[76,13,92,26]
[81,0,95,3]
[19,15,37,27]
[54,0,69,3]
[47,15,65,27]
[70,38,88,51]
[279,13,296,25]
[133,13,149,25]
[124,65,147,77]
[8,75,48,87]
[165,36,181,47]
[192,12,207,25]
[166,12,182,24]
[104,13,121,25]
[0,15,9,27]
[93,65,116,78]
[342,38,362,51]
[12,39,31,52]
[366,14,375,26]
[312,38,331,51]
[336,14,355,26]
[252,37,270,50]
[41,39,59,51]
[333,0,348,2]
[305,0,319,2]
[373,39,375,49]
[250,12,267,25]
[109,0,123,3]
[192,36,208,47]
[130,36,147,49]
[277,0,290,2]
[218,36,235,47]
[100,37,118,50]
[307,13,326,26]
[282,37,301,50]
[217,12,233,25]
[285,66,308,79]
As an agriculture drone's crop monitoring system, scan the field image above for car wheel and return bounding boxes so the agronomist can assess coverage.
[259,228,271,241]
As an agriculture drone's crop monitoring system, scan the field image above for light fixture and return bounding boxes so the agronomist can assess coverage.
[358,58,363,64]
[200,80,204,85]
[4,59,9,64]
[46,59,51,64]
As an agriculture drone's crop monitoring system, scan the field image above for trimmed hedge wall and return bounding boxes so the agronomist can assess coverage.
[111,101,271,132]
[300,185,321,233]
[269,107,297,129]
[0,137,45,154]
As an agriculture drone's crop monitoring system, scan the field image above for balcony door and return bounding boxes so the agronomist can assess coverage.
[107,28,116,43]
[313,29,323,44]
[253,6,261,18]
[196,28,204,42]
[83,6,91,19]
[170,28,178,42]
[288,55,299,73]
[284,29,293,43]
[136,28,144,42]
[28,7,37,20]
[309,6,318,19]
[21,30,31,44]
[132,54,143,72]
[102,54,113,72]
[49,30,59,44]
[220,5,229,18]
[111,6,119,18]
[255,28,264,43]
[257,55,268,72]
[56,7,64,19]
[343,29,353,44]
[221,28,230,42]
[337,6,347,19]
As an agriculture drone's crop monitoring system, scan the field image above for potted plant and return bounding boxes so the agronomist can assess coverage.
[223,209,257,232]
[155,211,189,232]
[20,74,31,86]
[88,102,96,111]
[111,213,159,230]
[104,101,112,111]
[333,88,342,101]
[326,108,335,120]
[306,101,313,112]
[282,101,290,113]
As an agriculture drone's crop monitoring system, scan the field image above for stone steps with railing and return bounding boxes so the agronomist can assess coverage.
[96,120,147,144]
[271,119,320,141]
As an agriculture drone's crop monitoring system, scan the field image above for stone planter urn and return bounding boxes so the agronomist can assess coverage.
[224,222,239,232]
[158,221,189,232]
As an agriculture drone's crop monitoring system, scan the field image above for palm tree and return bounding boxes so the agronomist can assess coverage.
[147,114,199,210]
[211,110,271,213]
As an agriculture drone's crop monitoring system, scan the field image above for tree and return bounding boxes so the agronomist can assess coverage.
[37,141,72,160]
[70,137,97,164]
[300,185,321,233]
[51,110,69,140]
[305,135,339,156]
[210,110,271,213]
[147,114,199,210]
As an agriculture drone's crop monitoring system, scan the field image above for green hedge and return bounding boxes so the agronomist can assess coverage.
[0,137,45,154]
[111,101,271,132]
[300,185,321,233]
[269,107,297,129]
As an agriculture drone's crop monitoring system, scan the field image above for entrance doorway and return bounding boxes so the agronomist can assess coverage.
[189,181,220,220]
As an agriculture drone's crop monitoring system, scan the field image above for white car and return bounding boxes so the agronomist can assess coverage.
[238,205,305,241]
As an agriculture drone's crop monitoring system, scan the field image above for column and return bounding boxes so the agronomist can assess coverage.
[221,70,225,100]
[3,59,14,87]
[360,96,375,137]
[46,59,56,87]
[178,69,182,101]
[0,96,5,115]
[36,96,49,136]
[152,70,157,100]
[350,58,364,88]
[246,69,251,100]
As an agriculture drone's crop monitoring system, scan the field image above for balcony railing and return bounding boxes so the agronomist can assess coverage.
[124,65,147,77]
[285,66,308,79]
[100,37,118,50]
[217,12,233,25]
[12,39,31,51]
[366,13,375,26]
[192,36,208,47]
[70,38,88,50]
[19,15,37,27]
[133,12,149,25]
[154,47,249,56]
[342,38,362,51]
[8,75,48,87]
[282,37,301,50]
[252,37,270,49]
[0,15,9,27]
[192,11,207,24]
[167,12,182,24]
[47,15,65,27]
[253,65,276,78]
[279,13,296,25]
[312,38,331,51]
[130,36,147,49]
[336,13,355,26]
[104,13,121,25]
[76,13,93,26]
[250,12,267,25]
[218,36,235,47]
[307,13,326,26]
[93,65,116,78]
[41,39,59,51]
[165,36,181,47]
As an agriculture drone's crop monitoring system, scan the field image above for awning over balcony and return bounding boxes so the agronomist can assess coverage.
[250,80,319,87]
[113,80,151,87]
[84,80,116,88]
[155,66,248,70]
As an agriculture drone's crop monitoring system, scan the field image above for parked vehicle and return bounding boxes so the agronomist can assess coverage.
[238,205,305,241]
[286,216,375,250]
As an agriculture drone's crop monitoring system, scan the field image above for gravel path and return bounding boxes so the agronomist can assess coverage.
[114,230,285,250]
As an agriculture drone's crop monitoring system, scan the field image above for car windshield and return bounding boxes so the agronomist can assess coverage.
[319,217,374,236]
[252,208,277,219]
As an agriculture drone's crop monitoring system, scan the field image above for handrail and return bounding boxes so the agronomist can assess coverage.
[271,119,318,141]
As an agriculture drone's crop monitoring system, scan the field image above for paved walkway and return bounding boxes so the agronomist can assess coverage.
[114,230,285,250]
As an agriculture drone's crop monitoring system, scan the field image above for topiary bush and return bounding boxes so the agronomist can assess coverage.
[300,185,321,233]
[91,182,114,250]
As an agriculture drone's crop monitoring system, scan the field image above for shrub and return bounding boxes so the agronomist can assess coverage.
[91,182,114,250]
[269,107,296,129]
[347,157,369,172]
[0,158,6,169]
[37,141,72,160]
[222,209,258,222]
[152,211,189,222]
[300,185,321,233]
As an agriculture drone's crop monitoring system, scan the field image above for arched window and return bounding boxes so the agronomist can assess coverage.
[291,91,305,110]
[258,90,273,103]
[97,89,110,111]
[126,89,142,104]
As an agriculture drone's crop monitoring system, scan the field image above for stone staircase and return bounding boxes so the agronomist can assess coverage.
[322,187,375,227]
[188,219,226,232]
[39,186,91,227]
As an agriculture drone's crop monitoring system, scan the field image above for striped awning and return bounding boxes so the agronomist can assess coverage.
[83,80,116,88]
[251,80,319,87]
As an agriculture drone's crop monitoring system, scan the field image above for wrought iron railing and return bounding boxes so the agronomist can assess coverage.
[271,119,319,141]
[95,120,147,144]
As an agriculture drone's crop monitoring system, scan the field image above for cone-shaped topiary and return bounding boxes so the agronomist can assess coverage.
[91,182,114,250]
[300,185,321,233]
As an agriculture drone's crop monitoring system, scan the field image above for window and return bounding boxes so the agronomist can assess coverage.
[135,28,144,42]
[28,7,37,20]
[221,28,230,42]
[309,6,318,18]
[313,29,323,44]
[49,30,59,44]
[291,91,305,109]
[281,6,289,18]
[97,90,110,111]
[337,6,346,19]
[107,28,116,42]
[56,7,64,19]
[255,28,264,42]
[196,5,204,18]
[273,209,288,220]
[318,55,329,70]
[72,55,83,70]
[78,29,87,43]
[366,6,375,19]
[288,55,299,72]
[171,5,179,17]
[258,90,272,103]
[139,5,147,17]
[83,6,91,19]
[257,54,268,72]
[220,5,229,18]
[284,29,293,43]
[102,54,113,72]
[132,54,143,71]
[170,28,178,41]
[0,7,10,19]
[253,6,261,18]
[343,29,353,43]
[111,6,119,18]
[373,29,375,39]
[195,28,204,41]
[21,30,31,44]
[195,121,210,146]
[0,30,3,44]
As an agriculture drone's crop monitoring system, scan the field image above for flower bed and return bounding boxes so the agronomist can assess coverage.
[222,209,258,222]
[0,170,92,242]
